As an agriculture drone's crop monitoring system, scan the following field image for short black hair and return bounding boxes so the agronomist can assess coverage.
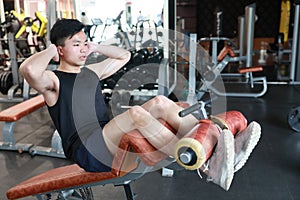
[50,18,85,46]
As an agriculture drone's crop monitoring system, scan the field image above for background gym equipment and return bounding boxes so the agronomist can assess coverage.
[18,11,47,52]
[0,10,43,102]
[100,31,165,116]
[88,18,103,41]
[130,19,163,51]
[0,31,33,101]
[287,105,300,132]
[279,0,291,43]
[0,95,65,158]
[288,0,300,83]
[28,129,65,158]
[0,71,13,95]
[6,10,33,58]
[270,0,300,82]
[286,1,300,133]
[196,3,268,98]
[97,10,132,49]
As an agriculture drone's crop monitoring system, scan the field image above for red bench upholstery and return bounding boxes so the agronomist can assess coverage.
[0,95,45,122]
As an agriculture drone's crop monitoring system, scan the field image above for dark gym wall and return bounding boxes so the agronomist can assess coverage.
[3,0,14,12]
[195,0,282,38]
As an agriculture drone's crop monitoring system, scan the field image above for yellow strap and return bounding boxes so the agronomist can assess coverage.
[279,0,291,42]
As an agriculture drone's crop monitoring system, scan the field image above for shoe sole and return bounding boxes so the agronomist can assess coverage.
[218,129,235,191]
[234,121,261,172]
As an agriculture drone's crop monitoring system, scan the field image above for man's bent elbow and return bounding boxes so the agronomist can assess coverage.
[19,63,29,75]
[121,51,131,62]
[19,63,35,80]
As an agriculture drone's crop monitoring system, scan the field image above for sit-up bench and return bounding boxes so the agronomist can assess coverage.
[0,95,65,158]
[1,96,179,199]
[6,130,171,200]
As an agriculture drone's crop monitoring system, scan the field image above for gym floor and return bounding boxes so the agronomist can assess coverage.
[1,83,300,200]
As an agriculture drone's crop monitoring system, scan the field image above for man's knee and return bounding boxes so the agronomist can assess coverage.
[151,95,170,105]
[128,106,151,127]
[149,95,174,116]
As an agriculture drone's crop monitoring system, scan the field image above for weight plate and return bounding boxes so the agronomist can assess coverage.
[3,71,9,94]
[287,106,300,132]
[0,71,13,95]
[3,71,8,92]
[0,72,4,94]
[5,71,13,93]
[0,71,6,94]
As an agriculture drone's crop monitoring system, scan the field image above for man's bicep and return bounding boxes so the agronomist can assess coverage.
[28,70,57,93]
[87,58,128,80]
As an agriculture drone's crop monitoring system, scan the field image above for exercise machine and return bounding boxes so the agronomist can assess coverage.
[270,0,300,83]
[13,10,47,53]
[197,3,267,98]
[88,18,103,41]
[131,19,163,51]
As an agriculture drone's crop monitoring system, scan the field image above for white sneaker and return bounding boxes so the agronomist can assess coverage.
[234,121,261,172]
[205,129,235,191]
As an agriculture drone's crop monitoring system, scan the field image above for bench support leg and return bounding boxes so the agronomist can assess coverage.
[123,183,135,200]
[3,122,16,145]
[0,122,65,158]
[0,122,34,152]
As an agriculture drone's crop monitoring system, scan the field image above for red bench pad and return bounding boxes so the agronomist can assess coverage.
[6,164,116,199]
[0,95,45,122]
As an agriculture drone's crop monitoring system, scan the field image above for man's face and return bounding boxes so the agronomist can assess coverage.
[58,31,88,67]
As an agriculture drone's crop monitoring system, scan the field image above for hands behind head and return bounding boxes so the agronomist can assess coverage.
[86,42,98,55]
[48,44,59,62]
[52,52,59,62]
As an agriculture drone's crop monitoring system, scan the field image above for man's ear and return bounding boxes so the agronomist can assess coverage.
[57,46,63,56]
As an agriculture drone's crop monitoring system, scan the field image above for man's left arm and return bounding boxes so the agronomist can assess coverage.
[86,43,131,80]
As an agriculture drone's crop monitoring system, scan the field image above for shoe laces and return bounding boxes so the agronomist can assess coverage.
[196,160,210,179]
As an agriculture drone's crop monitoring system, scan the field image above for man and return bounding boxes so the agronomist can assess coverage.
[20,18,261,191]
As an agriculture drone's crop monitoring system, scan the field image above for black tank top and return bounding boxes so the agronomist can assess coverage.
[47,67,110,158]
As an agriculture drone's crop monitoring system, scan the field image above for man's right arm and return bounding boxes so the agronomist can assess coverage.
[20,44,59,106]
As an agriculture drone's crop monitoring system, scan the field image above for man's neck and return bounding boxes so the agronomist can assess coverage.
[57,65,82,73]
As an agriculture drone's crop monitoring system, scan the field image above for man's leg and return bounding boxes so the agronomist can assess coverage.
[103,96,199,156]
[204,129,235,191]
[103,105,174,155]
[141,95,199,136]
[234,121,261,172]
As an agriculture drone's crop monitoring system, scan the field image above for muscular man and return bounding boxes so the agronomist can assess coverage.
[20,18,261,191]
